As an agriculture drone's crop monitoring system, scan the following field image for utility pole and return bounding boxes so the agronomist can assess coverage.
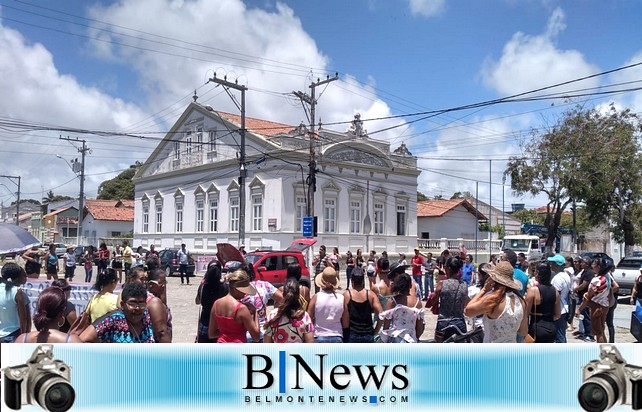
[208,74,248,246]
[0,175,21,225]
[293,73,338,224]
[60,137,89,244]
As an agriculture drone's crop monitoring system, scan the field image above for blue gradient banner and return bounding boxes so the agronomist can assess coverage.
[1,344,639,412]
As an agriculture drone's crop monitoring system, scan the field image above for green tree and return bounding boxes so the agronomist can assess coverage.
[506,105,642,253]
[505,106,594,252]
[511,208,544,225]
[574,106,642,255]
[450,191,473,200]
[417,192,429,201]
[42,190,73,203]
[97,164,141,200]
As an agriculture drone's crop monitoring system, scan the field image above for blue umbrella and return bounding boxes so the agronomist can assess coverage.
[0,223,41,255]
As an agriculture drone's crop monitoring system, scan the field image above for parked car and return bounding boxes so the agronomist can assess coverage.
[158,248,195,277]
[580,252,614,268]
[613,256,641,297]
[216,239,315,288]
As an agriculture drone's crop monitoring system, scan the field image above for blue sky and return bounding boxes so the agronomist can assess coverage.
[1,0,641,210]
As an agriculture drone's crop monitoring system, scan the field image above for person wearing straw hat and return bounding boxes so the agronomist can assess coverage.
[208,269,260,343]
[307,267,349,343]
[464,261,528,343]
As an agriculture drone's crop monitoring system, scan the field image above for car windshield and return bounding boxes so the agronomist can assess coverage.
[616,259,642,269]
[244,254,261,265]
[504,239,531,252]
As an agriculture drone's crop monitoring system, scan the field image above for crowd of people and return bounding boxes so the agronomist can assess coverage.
[0,243,637,344]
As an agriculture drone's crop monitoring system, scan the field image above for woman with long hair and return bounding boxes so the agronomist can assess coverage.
[51,279,77,333]
[16,287,81,343]
[525,262,561,343]
[379,273,424,343]
[576,258,611,343]
[80,282,154,343]
[195,260,228,343]
[208,269,260,343]
[22,245,42,279]
[307,267,349,343]
[87,268,119,322]
[83,245,96,283]
[264,278,314,343]
[97,242,110,273]
[44,243,59,280]
[0,263,31,342]
[277,262,310,310]
[464,261,528,343]
[428,256,469,342]
[344,266,383,343]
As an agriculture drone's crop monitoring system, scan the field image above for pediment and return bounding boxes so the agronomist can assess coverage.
[173,188,185,198]
[194,185,206,196]
[323,146,390,168]
[206,183,220,194]
[249,176,265,190]
[227,180,239,192]
[153,191,163,200]
[322,180,341,193]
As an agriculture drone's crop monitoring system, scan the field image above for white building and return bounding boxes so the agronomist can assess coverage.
[133,102,420,254]
[81,199,135,246]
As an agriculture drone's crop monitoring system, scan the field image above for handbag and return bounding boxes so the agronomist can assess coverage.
[69,295,95,335]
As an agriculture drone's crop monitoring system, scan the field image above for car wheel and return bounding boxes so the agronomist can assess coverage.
[165,266,172,277]
[299,277,311,288]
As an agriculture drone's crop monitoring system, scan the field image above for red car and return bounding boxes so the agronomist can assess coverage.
[217,239,316,288]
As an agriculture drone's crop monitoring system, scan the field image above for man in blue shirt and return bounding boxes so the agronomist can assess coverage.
[502,249,528,296]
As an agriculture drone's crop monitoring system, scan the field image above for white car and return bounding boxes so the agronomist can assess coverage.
[613,257,641,296]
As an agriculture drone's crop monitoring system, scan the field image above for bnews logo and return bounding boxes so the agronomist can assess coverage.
[243,351,410,405]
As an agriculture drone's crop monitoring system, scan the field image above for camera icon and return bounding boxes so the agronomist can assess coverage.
[579,345,642,412]
[3,345,75,412]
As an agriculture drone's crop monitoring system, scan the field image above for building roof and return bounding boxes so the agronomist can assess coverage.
[217,111,297,137]
[84,200,134,222]
[417,199,488,220]
[43,206,77,219]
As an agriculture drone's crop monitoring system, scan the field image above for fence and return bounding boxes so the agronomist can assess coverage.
[416,238,502,253]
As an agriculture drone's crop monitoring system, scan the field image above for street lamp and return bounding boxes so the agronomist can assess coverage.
[56,155,82,244]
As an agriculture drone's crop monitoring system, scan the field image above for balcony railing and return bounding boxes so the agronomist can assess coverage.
[416,238,502,253]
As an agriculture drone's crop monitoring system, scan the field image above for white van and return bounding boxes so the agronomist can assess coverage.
[501,235,542,261]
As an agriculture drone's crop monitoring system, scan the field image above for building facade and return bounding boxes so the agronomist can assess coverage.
[133,103,420,254]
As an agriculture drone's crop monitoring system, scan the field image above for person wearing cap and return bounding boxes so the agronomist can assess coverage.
[239,245,246,256]
[208,269,260,343]
[343,266,383,343]
[464,261,528,343]
[62,245,76,281]
[549,254,572,343]
[307,267,349,343]
[524,262,561,342]
[411,248,425,299]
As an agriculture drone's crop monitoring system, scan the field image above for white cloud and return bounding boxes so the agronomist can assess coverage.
[608,51,642,113]
[481,7,600,97]
[407,0,445,17]
[0,22,155,199]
